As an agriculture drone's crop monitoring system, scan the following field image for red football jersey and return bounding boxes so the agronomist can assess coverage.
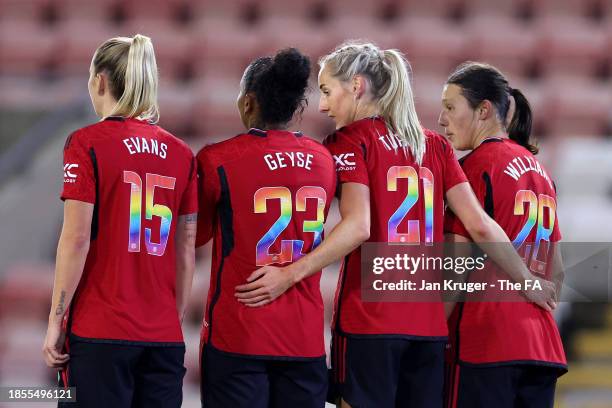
[61,117,198,343]
[324,116,467,338]
[445,138,566,369]
[196,129,336,359]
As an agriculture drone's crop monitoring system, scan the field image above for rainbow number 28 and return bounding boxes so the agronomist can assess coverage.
[123,171,176,256]
[387,166,434,244]
[512,190,556,274]
[254,186,326,266]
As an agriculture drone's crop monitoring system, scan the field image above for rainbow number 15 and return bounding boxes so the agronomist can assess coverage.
[387,166,434,244]
[123,171,176,256]
[254,186,326,266]
[512,190,556,274]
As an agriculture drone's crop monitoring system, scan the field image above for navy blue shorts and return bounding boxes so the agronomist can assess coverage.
[330,333,445,408]
[58,335,186,408]
[445,363,559,408]
[201,344,328,408]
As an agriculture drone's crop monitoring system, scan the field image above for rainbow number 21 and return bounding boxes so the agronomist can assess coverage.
[254,186,326,266]
[512,190,556,274]
[123,171,176,256]
[387,166,434,244]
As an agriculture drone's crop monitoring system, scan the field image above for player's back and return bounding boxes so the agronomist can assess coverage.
[62,117,197,344]
[446,138,566,368]
[324,116,467,337]
[196,129,336,358]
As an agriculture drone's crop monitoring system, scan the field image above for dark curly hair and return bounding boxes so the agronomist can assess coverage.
[242,48,311,126]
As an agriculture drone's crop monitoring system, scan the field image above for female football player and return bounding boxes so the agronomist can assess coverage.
[196,48,336,408]
[43,34,197,408]
[237,42,557,408]
[440,62,566,408]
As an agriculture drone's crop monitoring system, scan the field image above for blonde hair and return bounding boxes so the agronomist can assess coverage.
[92,34,159,123]
[320,41,426,163]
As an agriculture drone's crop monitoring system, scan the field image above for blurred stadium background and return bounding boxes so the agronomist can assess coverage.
[0,0,611,406]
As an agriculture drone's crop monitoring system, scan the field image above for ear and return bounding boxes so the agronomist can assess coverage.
[351,75,367,99]
[477,100,494,120]
[243,93,255,114]
[96,73,106,97]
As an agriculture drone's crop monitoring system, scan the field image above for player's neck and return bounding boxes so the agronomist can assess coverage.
[247,118,286,131]
[99,98,120,120]
[472,123,508,148]
[352,101,379,123]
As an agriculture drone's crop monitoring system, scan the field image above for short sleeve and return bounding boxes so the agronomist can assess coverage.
[444,160,486,239]
[551,181,562,241]
[553,220,562,241]
[323,129,369,186]
[61,131,96,204]
[179,155,198,215]
[444,207,469,238]
[195,147,221,247]
[550,199,562,242]
[441,136,467,193]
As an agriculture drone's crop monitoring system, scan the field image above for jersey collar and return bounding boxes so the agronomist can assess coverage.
[103,116,125,122]
[247,128,303,138]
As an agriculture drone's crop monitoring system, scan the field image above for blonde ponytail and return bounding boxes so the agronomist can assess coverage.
[320,41,426,164]
[93,34,159,123]
[379,49,425,164]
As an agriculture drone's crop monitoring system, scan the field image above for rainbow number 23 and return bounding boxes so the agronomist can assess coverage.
[254,186,326,266]
[512,190,556,274]
[387,166,434,244]
[123,171,176,256]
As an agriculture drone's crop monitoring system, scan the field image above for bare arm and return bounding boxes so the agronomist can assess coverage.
[446,182,557,311]
[43,200,93,367]
[176,213,197,324]
[235,183,371,307]
[289,183,370,282]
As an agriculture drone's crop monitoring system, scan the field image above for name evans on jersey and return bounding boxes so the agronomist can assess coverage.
[123,136,168,159]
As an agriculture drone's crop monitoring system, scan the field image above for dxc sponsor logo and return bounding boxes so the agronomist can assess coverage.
[333,153,356,170]
[64,163,79,183]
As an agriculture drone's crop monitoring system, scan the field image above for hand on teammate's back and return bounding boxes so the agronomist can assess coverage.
[523,277,557,312]
[235,265,296,307]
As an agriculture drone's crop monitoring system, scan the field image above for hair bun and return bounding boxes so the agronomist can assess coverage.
[267,48,310,91]
[249,48,311,125]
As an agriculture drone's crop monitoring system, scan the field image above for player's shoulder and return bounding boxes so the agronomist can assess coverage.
[77,116,126,136]
[63,121,107,150]
[154,125,193,157]
[322,128,348,147]
[323,116,380,147]
[460,138,512,174]
[474,138,517,161]
[500,139,553,176]
[422,129,461,170]
[502,138,535,157]
[298,133,333,160]
[423,128,452,151]
[423,128,445,141]
[63,129,84,151]
[195,132,252,167]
